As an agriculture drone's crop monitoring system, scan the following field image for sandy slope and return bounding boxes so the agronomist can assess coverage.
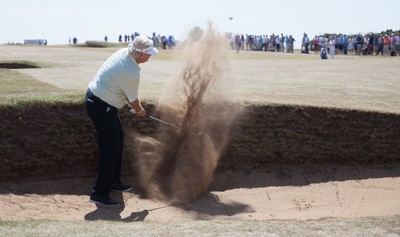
[1,166,400,221]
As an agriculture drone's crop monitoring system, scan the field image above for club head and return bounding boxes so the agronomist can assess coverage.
[192,131,203,136]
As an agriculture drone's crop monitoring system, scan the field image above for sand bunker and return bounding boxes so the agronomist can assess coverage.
[1,29,400,222]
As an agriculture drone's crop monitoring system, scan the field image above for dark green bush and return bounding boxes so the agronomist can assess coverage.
[84,41,108,47]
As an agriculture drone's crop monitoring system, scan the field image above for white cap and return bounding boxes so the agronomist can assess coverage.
[130,44,158,55]
[129,36,158,55]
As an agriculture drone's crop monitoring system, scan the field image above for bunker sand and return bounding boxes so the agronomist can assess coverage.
[1,166,399,221]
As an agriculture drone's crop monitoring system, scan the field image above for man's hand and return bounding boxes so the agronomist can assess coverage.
[128,99,145,118]
[128,106,146,118]
[135,109,146,117]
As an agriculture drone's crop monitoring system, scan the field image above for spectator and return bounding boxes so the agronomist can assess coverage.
[342,34,348,54]
[288,35,295,53]
[390,34,397,56]
[348,37,355,55]
[313,35,319,54]
[355,34,363,55]
[383,35,390,56]
[396,33,400,56]
[157,35,162,49]
[260,35,266,51]
[378,34,384,55]
[235,34,241,53]
[271,34,276,51]
[285,35,290,53]
[276,36,281,52]
[228,34,234,50]
[258,35,264,51]
[301,33,306,52]
[245,35,251,51]
[303,34,310,54]
[372,34,379,55]
[329,36,336,59]
[280,34,285,53]
[338,35,343,54]
[152,34,159,48]
[167,35,175,48]
[161,36,167,49]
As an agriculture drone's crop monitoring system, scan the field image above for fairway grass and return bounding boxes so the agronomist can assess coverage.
[1,216,399,237]
[1,45,399,113]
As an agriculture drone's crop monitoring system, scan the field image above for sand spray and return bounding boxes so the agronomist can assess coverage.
[135,22,243,204]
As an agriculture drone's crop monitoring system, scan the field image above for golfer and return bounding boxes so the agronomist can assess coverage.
[85,36,158,206]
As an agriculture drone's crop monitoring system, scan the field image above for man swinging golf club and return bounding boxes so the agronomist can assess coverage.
[85,36,158,206]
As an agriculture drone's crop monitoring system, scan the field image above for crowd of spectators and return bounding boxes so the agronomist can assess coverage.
[104,31,400,57]
[112,33,176,50]
[227,32,400,57]
[228,33,296,53]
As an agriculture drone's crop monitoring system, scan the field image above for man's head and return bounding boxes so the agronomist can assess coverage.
[129,36,158,64]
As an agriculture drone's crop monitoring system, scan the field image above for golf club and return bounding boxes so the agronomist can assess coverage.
[128,107,203,136]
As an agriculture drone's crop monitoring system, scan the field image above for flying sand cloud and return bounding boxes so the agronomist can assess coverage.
[135,22,243,204]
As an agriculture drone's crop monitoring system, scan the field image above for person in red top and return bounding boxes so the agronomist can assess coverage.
[383,35,390,56]
[313,35,319,54]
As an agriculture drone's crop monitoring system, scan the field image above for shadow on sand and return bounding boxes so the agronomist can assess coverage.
[83,192,252,222]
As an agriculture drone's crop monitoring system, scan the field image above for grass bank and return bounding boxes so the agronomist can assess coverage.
[0,216,399,237]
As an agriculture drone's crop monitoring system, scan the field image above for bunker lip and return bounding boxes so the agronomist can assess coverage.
[0,62,40,69]
[0,102,399,183]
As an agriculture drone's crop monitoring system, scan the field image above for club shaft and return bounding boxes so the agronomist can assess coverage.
[145,114,182,130]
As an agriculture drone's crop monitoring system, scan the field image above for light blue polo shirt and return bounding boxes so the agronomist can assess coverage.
[88,48,140,109]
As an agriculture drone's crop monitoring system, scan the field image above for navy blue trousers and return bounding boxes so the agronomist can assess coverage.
[85,89,123,197]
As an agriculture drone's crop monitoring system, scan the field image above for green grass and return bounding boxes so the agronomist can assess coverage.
[0,69,83,106]
[0,216,399,237]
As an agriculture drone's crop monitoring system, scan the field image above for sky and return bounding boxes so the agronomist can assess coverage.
[1,0,399,48]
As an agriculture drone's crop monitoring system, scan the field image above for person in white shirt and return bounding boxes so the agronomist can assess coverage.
[85,36,158,206]
[304,34,310,54]
[348,37,355,55]
[275,36,281,52]
[329,36,336,59]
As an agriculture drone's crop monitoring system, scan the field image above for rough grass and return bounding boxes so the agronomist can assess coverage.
[0,69,83,105]
[0,216,399,237]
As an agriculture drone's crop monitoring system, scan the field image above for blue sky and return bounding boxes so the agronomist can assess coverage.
[1,0,398,47]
